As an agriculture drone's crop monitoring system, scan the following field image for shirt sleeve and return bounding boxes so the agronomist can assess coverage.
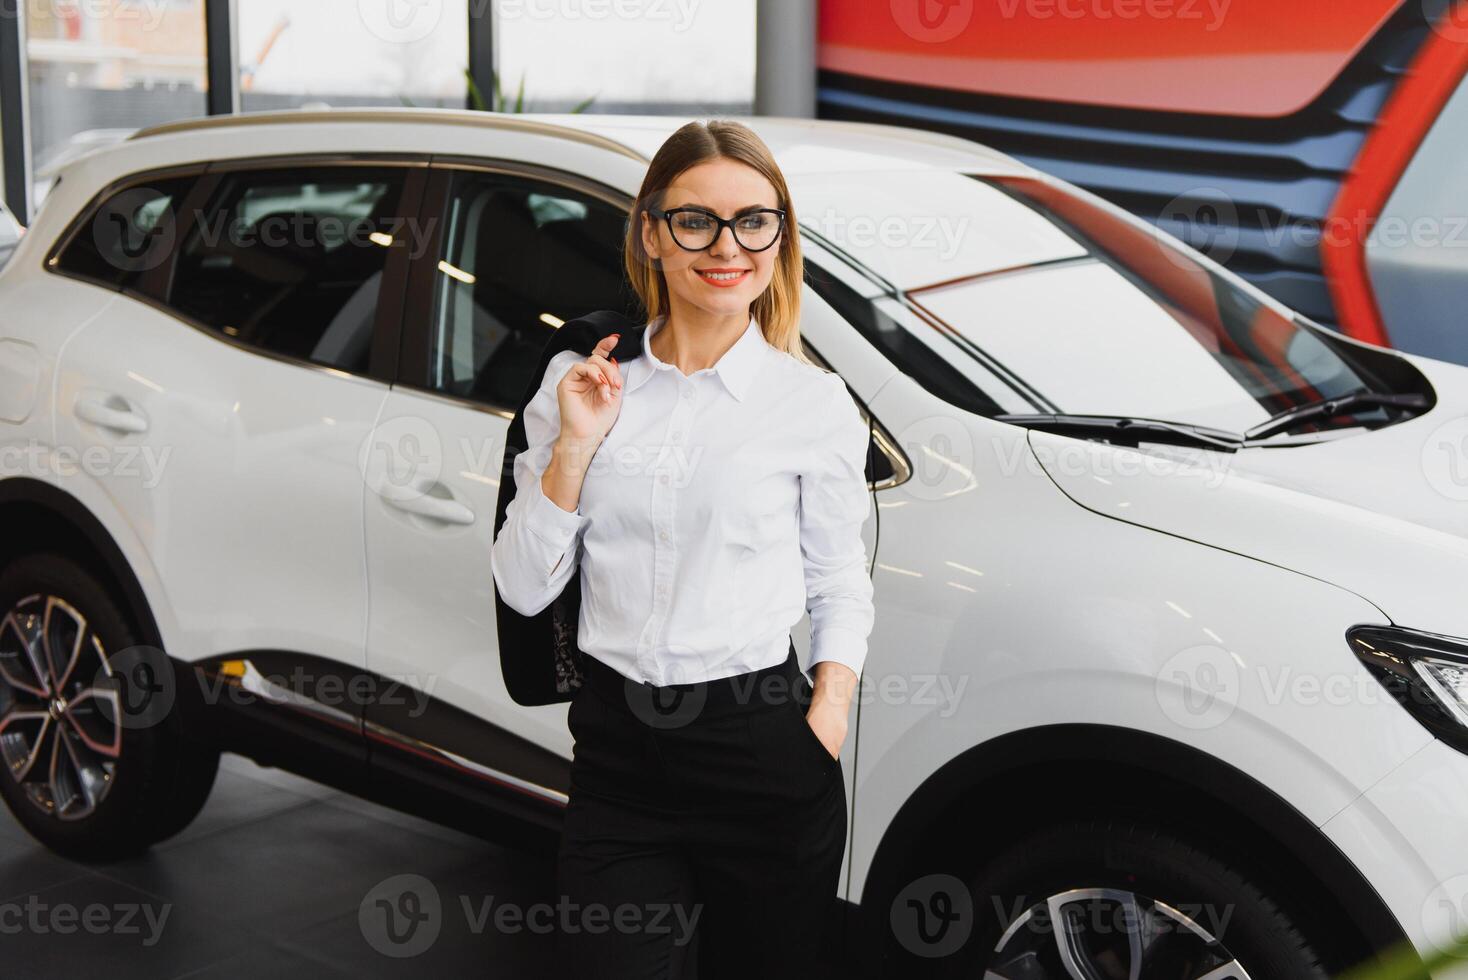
[798,372,876,679]
[490,349,592,617]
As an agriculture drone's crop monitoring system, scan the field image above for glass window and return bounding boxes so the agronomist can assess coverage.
[162,167,409,374]
[53,177,196,290]
[239,0,468,112]
[426,171,639,407]
[27,1,207,209]
[806,170,1416,435]
[496,0,753,112]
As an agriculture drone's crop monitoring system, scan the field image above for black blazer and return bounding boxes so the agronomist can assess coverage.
[493,310,648,706]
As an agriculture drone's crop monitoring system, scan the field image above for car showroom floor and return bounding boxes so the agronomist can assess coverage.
[0,754,566,978]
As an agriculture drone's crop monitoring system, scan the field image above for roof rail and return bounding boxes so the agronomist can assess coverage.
[129,107,648,162]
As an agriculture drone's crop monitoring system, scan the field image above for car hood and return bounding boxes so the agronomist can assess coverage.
[1027,354,1468,639]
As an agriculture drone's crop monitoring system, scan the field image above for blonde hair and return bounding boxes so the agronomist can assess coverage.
[624,118,813,367]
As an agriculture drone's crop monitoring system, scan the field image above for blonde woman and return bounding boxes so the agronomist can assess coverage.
[490,119,875,979]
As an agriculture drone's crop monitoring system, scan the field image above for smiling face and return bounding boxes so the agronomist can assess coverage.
[639,156,784,322]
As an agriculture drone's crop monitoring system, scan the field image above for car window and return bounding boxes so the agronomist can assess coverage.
[52,178,196,290]
[803,171,1414,433]
[162,167,409,374]
[425,170,639,408]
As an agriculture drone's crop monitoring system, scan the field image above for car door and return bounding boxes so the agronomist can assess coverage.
[360,161,641,802]
[52,159,424,768]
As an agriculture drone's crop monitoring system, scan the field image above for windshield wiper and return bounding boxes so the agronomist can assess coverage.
[995,414,1245,452]
[1242,390,1430,442]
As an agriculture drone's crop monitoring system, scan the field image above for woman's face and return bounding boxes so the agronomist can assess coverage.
[640,157,783,321]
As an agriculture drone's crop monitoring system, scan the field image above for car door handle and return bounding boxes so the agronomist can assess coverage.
[384,489,476,526]
[74,396,148,434]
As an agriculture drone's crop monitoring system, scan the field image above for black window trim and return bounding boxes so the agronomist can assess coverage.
[390,156,638,418]
[44,154,433,388]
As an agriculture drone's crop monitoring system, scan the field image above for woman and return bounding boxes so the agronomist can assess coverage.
[490,119,875,979]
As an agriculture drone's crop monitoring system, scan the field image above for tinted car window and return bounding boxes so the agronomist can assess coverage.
[804,171,1416,435]
[426,170,639,407]
[53,178,195,290]
[163,167,408,374]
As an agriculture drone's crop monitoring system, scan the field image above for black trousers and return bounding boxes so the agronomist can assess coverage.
[554,643,847,979]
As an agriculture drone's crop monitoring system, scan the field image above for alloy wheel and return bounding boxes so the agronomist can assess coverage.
[0,594,122,821]
[986,887,1253,979]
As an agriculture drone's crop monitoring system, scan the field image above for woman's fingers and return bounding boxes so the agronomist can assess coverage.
[584,334,624,399]
[568,361,617,404]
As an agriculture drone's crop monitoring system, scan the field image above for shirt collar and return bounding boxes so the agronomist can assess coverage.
[623,313,767,402]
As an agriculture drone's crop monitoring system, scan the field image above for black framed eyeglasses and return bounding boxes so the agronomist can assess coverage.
[646,205,786,252]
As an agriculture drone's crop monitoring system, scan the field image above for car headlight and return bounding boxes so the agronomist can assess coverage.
[1349,624,1468,754]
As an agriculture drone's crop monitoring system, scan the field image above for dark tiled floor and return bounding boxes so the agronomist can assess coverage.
[0,754,564,979]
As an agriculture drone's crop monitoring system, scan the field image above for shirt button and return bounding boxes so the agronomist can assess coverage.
[658,530,669,541]
[659,474,669,484]
[681,389,693,400]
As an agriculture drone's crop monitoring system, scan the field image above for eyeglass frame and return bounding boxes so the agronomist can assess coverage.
[644,204,787,253]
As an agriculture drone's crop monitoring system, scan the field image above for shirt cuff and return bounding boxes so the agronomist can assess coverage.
[523,472,591,552]
[809,626,867,680]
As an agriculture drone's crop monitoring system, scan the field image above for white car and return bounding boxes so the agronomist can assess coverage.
[0,108,1464,979]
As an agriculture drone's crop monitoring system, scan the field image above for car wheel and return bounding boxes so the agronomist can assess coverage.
[934,818,1329,980]
[0,552,219,861]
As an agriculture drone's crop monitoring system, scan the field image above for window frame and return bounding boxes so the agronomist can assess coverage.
[392,157,639,417]
[44,154,432,386]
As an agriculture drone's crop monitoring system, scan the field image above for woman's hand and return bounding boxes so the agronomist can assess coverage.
[805,661,857,760]
[556,333,625,445]
[804,699,848,760]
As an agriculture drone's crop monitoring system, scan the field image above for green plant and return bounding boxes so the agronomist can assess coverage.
[397,68,597,112]
[1338,933,1468,980]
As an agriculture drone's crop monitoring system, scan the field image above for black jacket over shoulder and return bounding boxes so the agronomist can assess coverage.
[493,310,647,706]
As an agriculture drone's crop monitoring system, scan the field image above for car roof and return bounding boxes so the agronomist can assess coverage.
[125,107,1033,178]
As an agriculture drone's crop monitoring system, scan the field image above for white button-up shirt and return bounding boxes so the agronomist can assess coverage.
[491,313,875,686]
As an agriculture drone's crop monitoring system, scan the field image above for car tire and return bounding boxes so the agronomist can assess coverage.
[0,552,219,861]
[929,817,1329,980]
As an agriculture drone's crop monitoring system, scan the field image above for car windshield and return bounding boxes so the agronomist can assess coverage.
[795,171,1424,437]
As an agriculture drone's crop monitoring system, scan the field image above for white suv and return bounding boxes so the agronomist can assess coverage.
[1,108,1465,979]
